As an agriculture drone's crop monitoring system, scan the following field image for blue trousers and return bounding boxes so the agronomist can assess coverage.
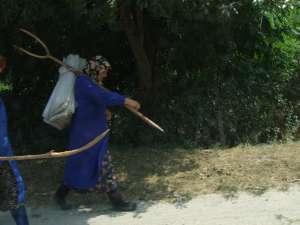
[10,206,29,225]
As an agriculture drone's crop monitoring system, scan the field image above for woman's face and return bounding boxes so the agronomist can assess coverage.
[96,66,109,83]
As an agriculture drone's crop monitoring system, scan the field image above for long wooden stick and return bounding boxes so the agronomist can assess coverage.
[125,105,164,132]
[99,85,165,133]
[0,129,109,161]
[14,28,165,133]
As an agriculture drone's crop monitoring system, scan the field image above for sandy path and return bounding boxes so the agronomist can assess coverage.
[1,185,300,225]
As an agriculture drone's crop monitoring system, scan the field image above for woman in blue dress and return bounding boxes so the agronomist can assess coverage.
[55,55,140,211]
[0,55,30,225]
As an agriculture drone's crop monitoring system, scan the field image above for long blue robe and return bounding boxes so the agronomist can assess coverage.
[0,98,25,205]
[63,75,125,189]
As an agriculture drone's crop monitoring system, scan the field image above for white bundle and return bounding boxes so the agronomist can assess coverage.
[42,54,87,130]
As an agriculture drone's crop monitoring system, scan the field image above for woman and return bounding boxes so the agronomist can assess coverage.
[0,54,30,225]
[55,55,140,211]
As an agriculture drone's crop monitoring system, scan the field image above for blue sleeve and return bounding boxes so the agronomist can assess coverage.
[0,99,13,166]
[77,76,126,107]
[0,100,8,142]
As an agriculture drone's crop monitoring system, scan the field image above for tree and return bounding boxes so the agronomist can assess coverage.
[0,0,299,148]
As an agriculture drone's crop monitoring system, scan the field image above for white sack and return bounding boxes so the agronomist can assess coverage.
[42,54,87,130]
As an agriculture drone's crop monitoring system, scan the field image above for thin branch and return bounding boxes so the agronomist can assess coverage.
[0,129,110,161]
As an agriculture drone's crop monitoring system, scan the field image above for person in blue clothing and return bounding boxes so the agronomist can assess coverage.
[0,54,30,225]
[55,55,141,211]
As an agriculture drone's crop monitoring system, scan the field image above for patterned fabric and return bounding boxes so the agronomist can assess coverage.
[71,150,118,193]
[96,150,118,193]
[0,162,21,211]
[0,98,26,211]
[84,55,111,83]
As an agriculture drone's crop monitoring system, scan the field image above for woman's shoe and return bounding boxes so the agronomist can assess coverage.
[107,190,137,212]
[54,184,72,210]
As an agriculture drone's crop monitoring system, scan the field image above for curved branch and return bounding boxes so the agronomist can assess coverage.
[13,45,48,59]
[0,129,110,161]
[19,28,50,55]
[125,105,164,133]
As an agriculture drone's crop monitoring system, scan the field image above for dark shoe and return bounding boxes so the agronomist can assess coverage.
[112,201,137,212]
[10,206,30,225]
[54,184,72,210]
[54,194,72,210]
[107,191,137,212]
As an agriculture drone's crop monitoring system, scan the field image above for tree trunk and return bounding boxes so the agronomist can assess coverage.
[119,5,162,107]
[119,5,152,102]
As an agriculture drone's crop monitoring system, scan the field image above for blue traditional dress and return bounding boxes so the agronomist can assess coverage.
[0,98,25,211]
[63,75,125,189]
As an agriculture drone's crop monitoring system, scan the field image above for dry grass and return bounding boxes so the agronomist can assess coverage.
[20,141,300,206]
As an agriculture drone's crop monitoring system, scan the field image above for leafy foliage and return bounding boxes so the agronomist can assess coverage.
[0,0,299,152]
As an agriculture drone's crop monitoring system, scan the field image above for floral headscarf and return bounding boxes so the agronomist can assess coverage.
[84,55,111,82]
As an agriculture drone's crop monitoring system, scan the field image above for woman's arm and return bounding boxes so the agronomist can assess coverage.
[79,76,141,109]
[79,76,125,106]
[124,98,141,110]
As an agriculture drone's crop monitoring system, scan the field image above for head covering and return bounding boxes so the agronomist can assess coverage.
[84,55,111,82]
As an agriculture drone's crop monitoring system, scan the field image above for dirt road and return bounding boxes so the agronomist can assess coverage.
[1,185,300,225]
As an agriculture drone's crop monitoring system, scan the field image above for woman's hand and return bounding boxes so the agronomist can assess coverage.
[124,98,141,111]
